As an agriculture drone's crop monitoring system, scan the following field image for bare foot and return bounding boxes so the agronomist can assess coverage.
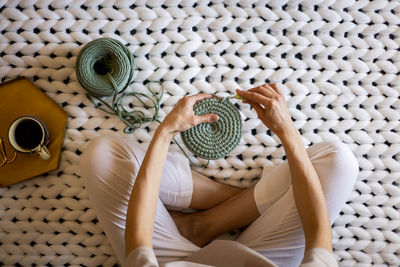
[169,210,211,247]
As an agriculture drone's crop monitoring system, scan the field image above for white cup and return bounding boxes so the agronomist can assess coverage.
[8,116,51,160]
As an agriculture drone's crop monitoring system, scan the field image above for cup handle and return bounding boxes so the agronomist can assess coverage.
[36,145,51,160]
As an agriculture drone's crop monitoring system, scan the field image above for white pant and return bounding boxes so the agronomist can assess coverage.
[80,134,359,267]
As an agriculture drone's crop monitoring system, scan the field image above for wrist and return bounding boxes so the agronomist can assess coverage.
[277,125,300,144]
[155,124,175,141]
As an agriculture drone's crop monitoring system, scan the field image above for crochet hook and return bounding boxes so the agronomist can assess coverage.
[229,94,250,109]
[230,94,243,100]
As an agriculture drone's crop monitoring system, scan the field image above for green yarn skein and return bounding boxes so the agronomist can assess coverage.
[76,37,134,98]
[75,37,163,133]
[181,97,242,160]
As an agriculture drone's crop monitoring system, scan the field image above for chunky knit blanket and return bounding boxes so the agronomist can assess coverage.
[1,1,399,266]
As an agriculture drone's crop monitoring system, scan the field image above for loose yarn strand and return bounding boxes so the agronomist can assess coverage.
[118,81,164,134]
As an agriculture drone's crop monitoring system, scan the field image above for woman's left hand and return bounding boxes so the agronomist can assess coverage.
[160,94,219,137]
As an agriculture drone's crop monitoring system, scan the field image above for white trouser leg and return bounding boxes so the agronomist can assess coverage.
[238,142,359,267]
[79,135,199,266]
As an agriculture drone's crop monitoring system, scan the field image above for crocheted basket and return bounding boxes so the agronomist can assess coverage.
[181,97,242,160]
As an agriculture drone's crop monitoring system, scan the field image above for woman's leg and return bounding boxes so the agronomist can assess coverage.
[79,134,243,264]
[171,141,358,265]
[171,185,259,247]
[188,171,243,210]
[237,141,359,267]
[80,135,199,265]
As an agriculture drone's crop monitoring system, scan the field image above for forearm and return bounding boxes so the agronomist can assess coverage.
[125,126,173,255]
[236,84,333,252]
[123,93,217,257]
[279,127,332,253]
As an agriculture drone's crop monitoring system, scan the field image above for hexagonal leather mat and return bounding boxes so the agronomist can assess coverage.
[0,78,67,186]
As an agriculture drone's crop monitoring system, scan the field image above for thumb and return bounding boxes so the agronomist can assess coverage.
[195,113,219,125]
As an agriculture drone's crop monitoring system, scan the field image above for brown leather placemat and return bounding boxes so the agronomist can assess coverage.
[0,77,68,186]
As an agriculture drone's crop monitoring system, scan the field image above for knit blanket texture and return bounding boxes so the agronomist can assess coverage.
[0,0,399,266]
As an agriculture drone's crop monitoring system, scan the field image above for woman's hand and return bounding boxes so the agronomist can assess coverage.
[160,93,219,137]
[236,84,296,138]
[237,84,335,254]
[238,85,334,254]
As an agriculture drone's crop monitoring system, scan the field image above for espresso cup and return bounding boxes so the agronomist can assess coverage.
[8,116,51,160]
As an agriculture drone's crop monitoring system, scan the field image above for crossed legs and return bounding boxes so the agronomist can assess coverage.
[79,134,246,264]
[80,135,358,266]
[188,171,243,210]
[171,175,259,247]
[173,141,359,267]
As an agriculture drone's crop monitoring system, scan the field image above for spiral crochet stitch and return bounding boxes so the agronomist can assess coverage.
[181,97,242,160]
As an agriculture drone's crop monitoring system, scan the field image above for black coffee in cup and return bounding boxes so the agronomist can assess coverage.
[9,116,51,160]
[14,119,43,150]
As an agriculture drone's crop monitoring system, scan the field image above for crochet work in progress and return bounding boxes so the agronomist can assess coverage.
[181,97,242,160]
[0,0,399,266]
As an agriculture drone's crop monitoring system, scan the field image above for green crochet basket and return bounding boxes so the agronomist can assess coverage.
[181,97,242,160]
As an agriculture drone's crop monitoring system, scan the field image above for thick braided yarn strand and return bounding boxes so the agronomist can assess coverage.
[181,97,242,160]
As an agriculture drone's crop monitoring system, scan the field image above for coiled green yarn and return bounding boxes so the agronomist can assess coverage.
[76,37,134,98]
[75,37,163,133]
[181,97,242,160]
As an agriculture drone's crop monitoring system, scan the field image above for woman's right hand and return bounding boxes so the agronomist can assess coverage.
[236,84,297,138]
